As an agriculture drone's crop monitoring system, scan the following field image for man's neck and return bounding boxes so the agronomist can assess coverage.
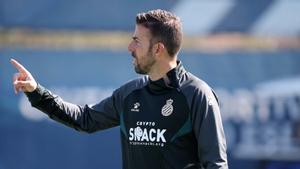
[149,60,177,81]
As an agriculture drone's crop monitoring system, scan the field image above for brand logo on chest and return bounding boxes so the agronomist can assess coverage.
[131,102,140,112]
[161,99,174,116]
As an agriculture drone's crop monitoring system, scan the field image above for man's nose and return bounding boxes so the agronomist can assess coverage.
[128,42,134,52]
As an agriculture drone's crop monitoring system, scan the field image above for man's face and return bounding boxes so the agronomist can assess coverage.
[128,24,156,75]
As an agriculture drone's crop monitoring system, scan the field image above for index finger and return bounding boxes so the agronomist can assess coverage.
[10,59,29,73]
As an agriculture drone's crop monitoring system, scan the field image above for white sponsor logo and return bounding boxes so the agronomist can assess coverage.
[128,121,167,147]
[161,99,174,116]
[129,127,166,143]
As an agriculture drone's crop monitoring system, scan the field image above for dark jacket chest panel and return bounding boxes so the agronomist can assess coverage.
[122,87,190,145]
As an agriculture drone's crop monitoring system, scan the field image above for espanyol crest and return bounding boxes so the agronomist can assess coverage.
[161,99,174,116]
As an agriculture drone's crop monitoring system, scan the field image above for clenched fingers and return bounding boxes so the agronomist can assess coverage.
[13,80,32,94]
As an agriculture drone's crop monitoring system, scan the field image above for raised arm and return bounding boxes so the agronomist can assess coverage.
[10,59,120,133]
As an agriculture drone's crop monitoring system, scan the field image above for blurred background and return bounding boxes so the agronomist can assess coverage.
[1,0,300,169]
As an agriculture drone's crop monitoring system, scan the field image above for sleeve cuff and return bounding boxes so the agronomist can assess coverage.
[25,83,45,105]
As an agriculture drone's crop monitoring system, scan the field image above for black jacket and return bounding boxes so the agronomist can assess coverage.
[26,61,228,169]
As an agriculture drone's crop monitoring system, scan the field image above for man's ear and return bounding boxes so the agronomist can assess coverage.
[153,42,165,56]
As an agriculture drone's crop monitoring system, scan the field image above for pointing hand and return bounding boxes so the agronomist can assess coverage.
[11,59,37,94]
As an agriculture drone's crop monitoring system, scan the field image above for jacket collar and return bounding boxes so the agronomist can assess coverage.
[147,61,186,92]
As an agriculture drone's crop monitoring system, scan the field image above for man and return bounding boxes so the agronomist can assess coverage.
[11,9,228,169]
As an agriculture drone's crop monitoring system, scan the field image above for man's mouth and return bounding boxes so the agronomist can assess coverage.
[132,58,137,66]
[131,52,136,58]
[131,52,137,65]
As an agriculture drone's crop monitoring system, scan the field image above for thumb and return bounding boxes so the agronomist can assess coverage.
[14,80,31,86]
[13,80,29,94]
[14,79,37,93]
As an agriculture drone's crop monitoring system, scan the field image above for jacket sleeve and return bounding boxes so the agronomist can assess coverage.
[25,84,121,133]
[191,84,228,169]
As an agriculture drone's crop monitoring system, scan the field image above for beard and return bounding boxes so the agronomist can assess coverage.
[132,50,156,75]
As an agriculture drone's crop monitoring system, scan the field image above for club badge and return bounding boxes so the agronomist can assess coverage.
[161,99,174,116]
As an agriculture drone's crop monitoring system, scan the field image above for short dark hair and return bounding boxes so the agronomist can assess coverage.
[136,9,183,57]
